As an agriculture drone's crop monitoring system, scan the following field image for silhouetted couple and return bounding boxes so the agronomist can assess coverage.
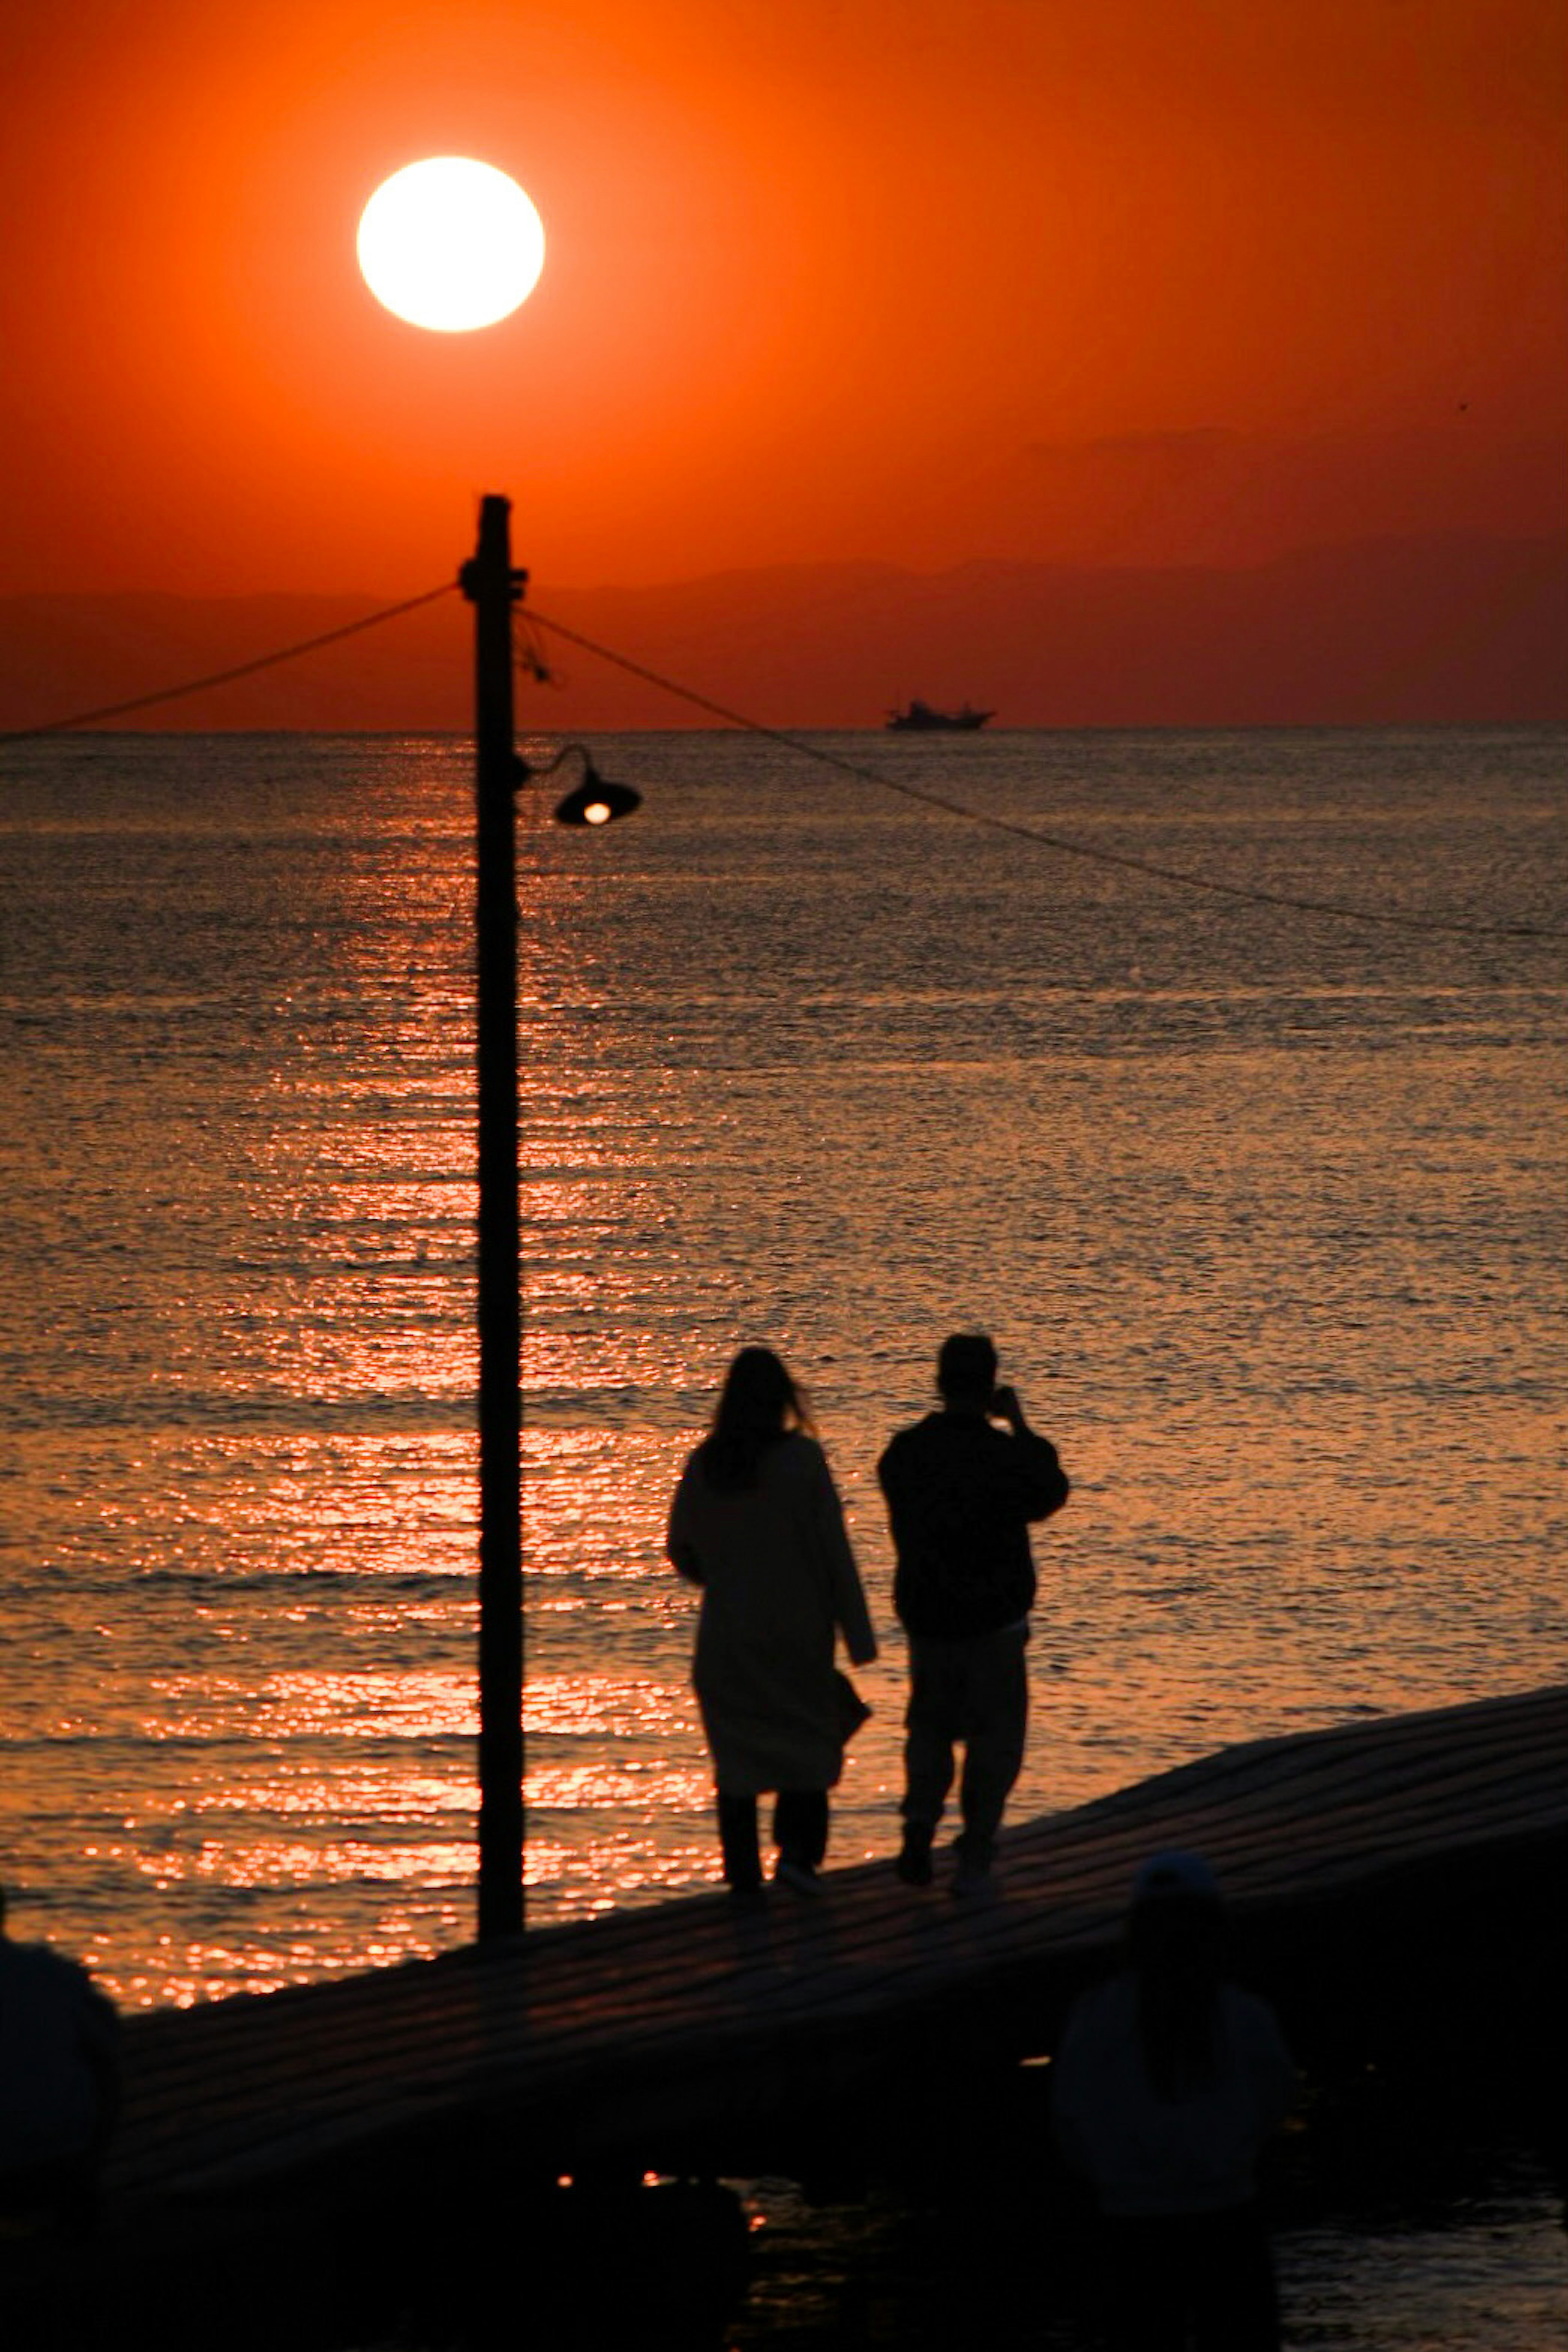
[666,1333,1069,1898]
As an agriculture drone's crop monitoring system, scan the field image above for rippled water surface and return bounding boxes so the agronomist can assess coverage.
[2,726,1564,2014]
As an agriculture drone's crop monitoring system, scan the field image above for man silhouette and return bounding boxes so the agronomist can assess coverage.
[878,1334,1069,1893]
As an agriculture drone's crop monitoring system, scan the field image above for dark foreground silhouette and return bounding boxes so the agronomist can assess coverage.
[1052,1851,1297,2350]
[0,1882,120,2238]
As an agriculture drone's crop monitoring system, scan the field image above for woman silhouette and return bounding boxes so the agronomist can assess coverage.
[667,1348,877,1896]
[1051,1852,1297,2350]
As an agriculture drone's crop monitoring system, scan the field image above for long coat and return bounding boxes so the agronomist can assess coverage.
[666,1432,877,1797]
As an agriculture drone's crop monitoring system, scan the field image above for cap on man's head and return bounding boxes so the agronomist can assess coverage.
[1133,1850,1218,1905]
[937,1332,998,1399]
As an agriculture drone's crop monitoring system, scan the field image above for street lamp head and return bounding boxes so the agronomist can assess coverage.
[553,767,642,828]
[522,744,641,827]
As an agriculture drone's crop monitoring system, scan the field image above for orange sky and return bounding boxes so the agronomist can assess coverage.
[2,0,1564,598]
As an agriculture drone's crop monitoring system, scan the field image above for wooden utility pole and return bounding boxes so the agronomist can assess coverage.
[461,495,526,1941]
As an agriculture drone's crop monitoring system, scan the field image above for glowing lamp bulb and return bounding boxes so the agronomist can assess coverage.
[553,773,642,827]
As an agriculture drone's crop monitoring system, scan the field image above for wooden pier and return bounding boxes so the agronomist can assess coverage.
[107,1682,1565,2203]
[15,1684,1566,2348]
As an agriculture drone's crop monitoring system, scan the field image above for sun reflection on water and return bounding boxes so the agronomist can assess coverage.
[3,731,1562,2011]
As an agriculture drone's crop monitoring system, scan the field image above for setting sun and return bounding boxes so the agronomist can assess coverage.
[356,157,545,333]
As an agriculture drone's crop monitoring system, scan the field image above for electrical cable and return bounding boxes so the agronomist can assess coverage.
[0,583,458,743]
[526,607,1566,946]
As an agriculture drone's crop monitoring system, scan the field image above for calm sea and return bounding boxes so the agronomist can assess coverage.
[2,725,1564,2341]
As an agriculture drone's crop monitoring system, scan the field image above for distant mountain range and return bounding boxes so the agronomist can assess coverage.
[2,534,1563,734]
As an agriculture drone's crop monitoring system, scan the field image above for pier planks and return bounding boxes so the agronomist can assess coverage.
[102,1682,1567,2212]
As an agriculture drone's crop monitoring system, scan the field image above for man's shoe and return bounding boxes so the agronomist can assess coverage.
[895,1828,935,1887]
[774,1858,822,1895]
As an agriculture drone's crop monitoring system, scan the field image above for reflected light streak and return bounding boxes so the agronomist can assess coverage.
[525,1763,710,1810]
[520,1835,719,1900]
[131,1840,478,1887]
[522,1674,690,1740]
[189,1772,474,1817]
[143,1669,478,1740]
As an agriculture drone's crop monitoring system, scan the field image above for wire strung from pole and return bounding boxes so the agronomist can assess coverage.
[0,583,459,744]
[525,607,1566,946]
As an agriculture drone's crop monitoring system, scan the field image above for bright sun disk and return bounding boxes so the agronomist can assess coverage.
[357,157,545,333]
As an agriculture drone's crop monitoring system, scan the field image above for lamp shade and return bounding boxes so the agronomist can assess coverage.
[553,772,642,828]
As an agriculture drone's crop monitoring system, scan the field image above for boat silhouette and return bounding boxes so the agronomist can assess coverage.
[885,699,994,732]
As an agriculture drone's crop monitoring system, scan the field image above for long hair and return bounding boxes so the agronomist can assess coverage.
[1128,1882,1229,2102]
[697,1346,815,1493]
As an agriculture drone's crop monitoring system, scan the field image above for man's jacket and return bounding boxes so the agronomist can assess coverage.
[878,1410,1069,1639]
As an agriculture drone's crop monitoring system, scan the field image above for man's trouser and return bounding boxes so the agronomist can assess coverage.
[902,1624,1029,1868]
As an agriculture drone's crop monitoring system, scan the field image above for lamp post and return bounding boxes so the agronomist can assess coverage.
[459,497,640,1943]
[461,496,526,1942]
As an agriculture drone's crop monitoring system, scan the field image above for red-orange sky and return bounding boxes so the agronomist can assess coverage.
[2,0,1564,599]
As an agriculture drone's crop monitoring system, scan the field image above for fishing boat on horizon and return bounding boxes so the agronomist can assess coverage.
[885,698,994,732]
